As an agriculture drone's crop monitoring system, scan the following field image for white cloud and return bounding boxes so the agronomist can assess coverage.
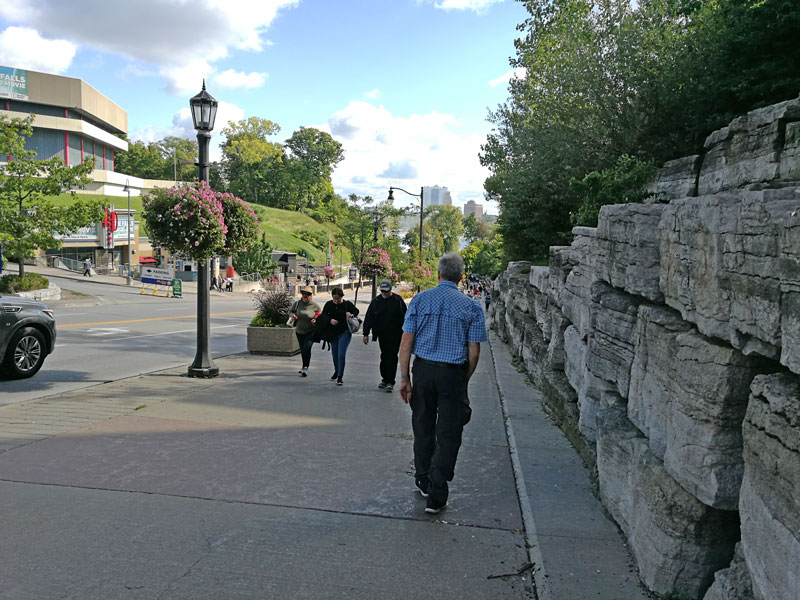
[365,89,380,99]
[434,0,504,13]
[0,26,76,73]
[0,0,298,94]
[317,101,491,209]
[488,67,525,88]
[215,69,268,89]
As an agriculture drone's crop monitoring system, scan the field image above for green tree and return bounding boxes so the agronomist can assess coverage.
[233,232,276,277]
[220,117,283,206]
[115,138,167,179]
[471,234,505,277]
[463,213,490,245]
[159,136,198,181]
[285,127,344,212]
[426,205,464,254]
[483,0,800,262]
[334,195,403,302]
[0,115,104,276]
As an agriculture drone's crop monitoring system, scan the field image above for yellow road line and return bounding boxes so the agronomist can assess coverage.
[59,310,256,328]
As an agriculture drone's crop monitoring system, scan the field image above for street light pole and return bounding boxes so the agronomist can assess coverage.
[388,186,424,291]
[123,179,132,286]
[187,81,219,379]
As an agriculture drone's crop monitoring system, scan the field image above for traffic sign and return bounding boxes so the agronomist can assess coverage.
[142,266,174,286]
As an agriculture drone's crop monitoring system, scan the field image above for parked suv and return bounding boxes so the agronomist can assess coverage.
[0,295,57,379]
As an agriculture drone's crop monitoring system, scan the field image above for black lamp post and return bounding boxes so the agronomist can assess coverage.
[187,81,219,379]
[371,208,380,298]
[123,179,132,286]
[388,186,424,290]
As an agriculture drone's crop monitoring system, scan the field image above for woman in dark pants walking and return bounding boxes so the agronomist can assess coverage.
[318,287,359,386]
[291,286,321,377]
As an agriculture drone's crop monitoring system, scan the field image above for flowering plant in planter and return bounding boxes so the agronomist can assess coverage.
[323,265,335,279]
[142,182,260,261]
[361,247,392,278]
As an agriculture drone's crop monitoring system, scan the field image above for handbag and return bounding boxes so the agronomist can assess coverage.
[347,315,362,334]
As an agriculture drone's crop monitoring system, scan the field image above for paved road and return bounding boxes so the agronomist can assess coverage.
[1,274,256,405]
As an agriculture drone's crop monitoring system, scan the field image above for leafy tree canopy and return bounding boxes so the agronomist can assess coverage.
[482,0,800,262]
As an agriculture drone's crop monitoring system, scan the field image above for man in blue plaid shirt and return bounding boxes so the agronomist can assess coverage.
[398,253,487,514]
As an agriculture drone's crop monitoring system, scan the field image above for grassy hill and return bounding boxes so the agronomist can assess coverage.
[45,193,347,264]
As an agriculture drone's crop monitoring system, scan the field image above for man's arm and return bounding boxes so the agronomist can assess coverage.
[398,332,415,404]
[466,342,481,380]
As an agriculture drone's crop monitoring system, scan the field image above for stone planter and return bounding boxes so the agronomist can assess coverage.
[247,326,300,356]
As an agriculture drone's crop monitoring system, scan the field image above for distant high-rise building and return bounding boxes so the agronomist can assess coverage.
[423,185,452,207]
[463,200,483,220]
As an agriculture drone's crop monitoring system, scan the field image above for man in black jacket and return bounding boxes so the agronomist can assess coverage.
[363,279,407,392]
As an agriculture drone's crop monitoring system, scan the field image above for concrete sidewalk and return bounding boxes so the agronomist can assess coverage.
[0,324,648,598]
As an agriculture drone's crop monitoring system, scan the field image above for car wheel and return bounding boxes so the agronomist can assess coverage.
[2,327,47,379]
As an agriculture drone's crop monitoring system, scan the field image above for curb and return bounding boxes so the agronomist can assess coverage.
[488,331,553,600]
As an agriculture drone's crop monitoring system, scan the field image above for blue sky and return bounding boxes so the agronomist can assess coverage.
[0,0,528,213]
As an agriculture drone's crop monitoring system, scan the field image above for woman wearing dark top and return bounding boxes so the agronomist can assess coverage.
[318,287,359,386]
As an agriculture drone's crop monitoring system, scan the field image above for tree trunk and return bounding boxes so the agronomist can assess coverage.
[18,261,25,277]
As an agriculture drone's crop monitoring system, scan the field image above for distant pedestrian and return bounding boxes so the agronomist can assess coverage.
[398,253,487,514]
[484,291,491,312]
[317,287,359,386]
[225,277,233,292]
[291,286,321,377]
[362,279,407,393]
[83,258,92,277]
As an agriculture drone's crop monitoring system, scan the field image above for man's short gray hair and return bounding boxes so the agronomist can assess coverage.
[438,253,464,282]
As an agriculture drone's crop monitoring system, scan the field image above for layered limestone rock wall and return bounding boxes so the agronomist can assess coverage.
[490,96,800,600]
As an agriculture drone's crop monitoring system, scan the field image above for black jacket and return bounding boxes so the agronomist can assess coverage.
[363,292,407,340]
[316,299,359,341]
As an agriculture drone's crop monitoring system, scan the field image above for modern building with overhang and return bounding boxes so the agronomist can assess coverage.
[1,65,175,271]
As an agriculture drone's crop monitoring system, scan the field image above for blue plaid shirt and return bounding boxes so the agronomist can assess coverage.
[403,280,487,364]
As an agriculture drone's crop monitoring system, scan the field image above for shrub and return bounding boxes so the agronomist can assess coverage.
[251,289,294,327]
[569,155,657,227]
[0,273,49,293]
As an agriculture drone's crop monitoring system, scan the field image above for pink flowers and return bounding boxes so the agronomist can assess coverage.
[361,247,393,277]
[141,181,259,261]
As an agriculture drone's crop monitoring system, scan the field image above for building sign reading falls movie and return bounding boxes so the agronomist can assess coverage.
[0,66,29,101]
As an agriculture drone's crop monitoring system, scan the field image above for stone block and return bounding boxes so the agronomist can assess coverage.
[562,263,595,339]
[586,281,641,400]
[740,373,800,600]
[702,543,754,600]
[548,245,576,305]
[597,407,740,599]
[660,189,800,360]
[779,209,800,374]
[699,97,800,194]
[655,155,701,200]
[780,121,800,180]
[592,203,665,302]
[628,305,769,509]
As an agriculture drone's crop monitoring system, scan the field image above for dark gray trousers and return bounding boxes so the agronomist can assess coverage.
[410,359,472,504]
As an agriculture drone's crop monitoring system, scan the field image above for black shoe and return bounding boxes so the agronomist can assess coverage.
[299,367,308,377]
[384,384,394,393]
[414,479,429,498]
[425,497,446,514]
[330,372,338,381]
[378,381,388,389]
[336,377,343,386]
